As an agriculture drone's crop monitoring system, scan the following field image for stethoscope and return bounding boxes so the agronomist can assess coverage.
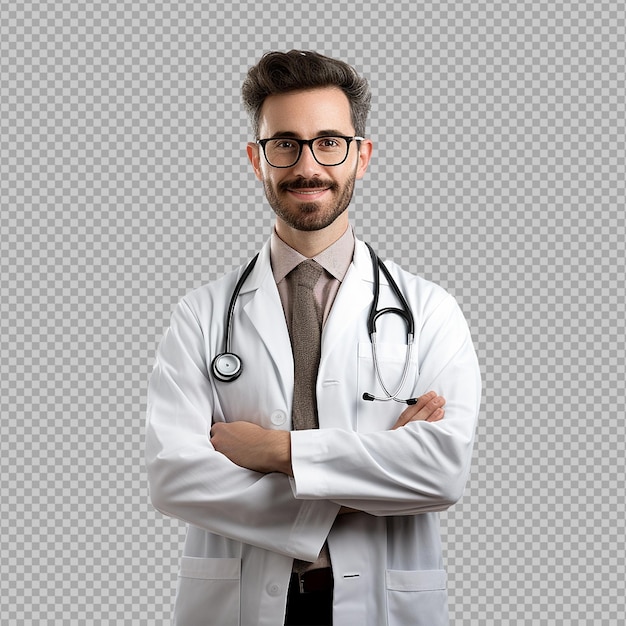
[211,243,418,405]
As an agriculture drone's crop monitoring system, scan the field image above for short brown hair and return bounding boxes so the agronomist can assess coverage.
[241,50,371,139]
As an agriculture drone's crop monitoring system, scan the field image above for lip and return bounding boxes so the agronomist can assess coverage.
[286,188,331,201]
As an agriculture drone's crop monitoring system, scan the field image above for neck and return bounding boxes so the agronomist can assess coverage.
[275,217,349,257]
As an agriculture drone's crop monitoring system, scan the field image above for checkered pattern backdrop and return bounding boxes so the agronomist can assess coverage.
[1,1,624,624]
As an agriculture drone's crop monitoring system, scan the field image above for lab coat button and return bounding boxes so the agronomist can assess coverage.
[267,582,282,596]
[270,410,286,426]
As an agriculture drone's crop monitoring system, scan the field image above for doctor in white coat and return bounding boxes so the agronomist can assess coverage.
[146,50,481,626]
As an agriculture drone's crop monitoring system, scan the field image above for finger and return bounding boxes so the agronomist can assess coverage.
[425,407,444,422]
[408,390,437,413]
[391,392,436,429]
[416,395,445,421]
[393,393,445,429]
[391,395,430,430]
[409,393,445,422]
[209,421,226,440]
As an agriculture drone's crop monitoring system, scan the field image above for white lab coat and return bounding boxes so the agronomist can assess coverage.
[146,237,481,626]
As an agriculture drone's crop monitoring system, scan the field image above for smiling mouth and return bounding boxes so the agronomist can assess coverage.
[288,188,329,194]
[286,187,331,200]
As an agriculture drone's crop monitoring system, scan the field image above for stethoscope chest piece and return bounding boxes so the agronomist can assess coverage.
[212,353,243,382]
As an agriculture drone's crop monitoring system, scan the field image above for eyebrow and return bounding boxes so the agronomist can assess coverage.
[268,130,351,139]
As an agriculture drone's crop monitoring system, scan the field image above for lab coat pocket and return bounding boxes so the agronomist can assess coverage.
[173,557,241,626]
[386,569,449,626]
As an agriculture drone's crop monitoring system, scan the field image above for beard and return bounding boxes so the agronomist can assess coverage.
[262,171,357,232]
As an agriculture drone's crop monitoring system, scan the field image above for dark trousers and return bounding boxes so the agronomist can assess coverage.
[284,572,333,626]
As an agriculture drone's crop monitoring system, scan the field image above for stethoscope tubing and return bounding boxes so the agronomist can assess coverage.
[363,243,416,403]
[213,243,416,404]
[365,243,414,337]
[211,253,259,382]
[368,332,415,403]
[223,253,259,354]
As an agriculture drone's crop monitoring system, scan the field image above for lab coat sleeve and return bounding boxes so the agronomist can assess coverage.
[146,296,339,561]
[290,292,481,516]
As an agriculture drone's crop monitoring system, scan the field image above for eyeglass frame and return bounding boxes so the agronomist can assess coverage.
[256,135,365,168]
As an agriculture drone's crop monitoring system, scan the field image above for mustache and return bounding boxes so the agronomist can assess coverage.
[278,178,338,192]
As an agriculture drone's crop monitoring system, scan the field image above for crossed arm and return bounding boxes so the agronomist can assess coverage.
[209,390,446,477]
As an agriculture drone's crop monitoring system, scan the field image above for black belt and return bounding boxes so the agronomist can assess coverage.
[290,567,333,594]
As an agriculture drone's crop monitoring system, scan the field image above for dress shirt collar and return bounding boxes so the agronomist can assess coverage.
[270,226,355,284]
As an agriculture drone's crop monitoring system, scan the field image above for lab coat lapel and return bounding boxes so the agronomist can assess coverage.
[239,242,294,401]
[321,239,376,364]
[234,238,384,401]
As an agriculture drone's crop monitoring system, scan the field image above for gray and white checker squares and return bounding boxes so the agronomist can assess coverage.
[1,1,624,624]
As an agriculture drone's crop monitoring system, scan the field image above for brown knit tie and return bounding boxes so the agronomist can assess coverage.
[289,260,331,574]
[289,259,323,430]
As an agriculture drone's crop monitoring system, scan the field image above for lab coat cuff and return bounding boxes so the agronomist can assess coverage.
[286,491,340,561]
[289,430,335,500]
[288,430,340,559]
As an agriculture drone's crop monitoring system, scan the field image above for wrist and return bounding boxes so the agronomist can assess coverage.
[270,430,292,476]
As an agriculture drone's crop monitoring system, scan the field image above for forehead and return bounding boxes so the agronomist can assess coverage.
[258,86,354,137]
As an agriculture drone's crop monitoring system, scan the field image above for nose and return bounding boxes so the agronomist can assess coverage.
[291,142,324,177]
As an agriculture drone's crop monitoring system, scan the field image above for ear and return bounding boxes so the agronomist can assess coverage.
[355,138,373,180]
[247,142,264,181]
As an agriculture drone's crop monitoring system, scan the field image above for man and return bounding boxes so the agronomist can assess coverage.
[146,50,481,626]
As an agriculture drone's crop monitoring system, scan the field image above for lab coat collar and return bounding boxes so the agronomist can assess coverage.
[234,235,390,381]
[236,240,274,295]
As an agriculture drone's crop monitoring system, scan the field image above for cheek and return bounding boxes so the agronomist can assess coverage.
[261,169,281,189]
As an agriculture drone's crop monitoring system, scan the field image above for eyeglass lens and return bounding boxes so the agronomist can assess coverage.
[264,137,350,167]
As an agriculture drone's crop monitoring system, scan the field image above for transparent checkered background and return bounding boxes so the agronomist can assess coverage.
[1,1,624,624]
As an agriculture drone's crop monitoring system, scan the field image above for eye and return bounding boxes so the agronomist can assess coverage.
[317,137,340,148]
[314,137,344,152]
[272,139,297,150]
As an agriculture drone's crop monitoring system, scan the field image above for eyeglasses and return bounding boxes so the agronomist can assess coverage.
[257,135,364,168]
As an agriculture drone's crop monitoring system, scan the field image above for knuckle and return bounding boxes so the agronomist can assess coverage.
[210,422,224,437]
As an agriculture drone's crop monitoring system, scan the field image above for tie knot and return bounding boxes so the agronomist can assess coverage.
[291,259,323,290]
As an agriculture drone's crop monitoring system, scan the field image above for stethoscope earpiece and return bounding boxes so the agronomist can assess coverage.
[363,392,418,405]
[212,353,243,382]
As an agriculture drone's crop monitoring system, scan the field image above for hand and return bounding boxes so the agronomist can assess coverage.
[391,390,445,430]
[337,392,445,516]
[210,421,292,475]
